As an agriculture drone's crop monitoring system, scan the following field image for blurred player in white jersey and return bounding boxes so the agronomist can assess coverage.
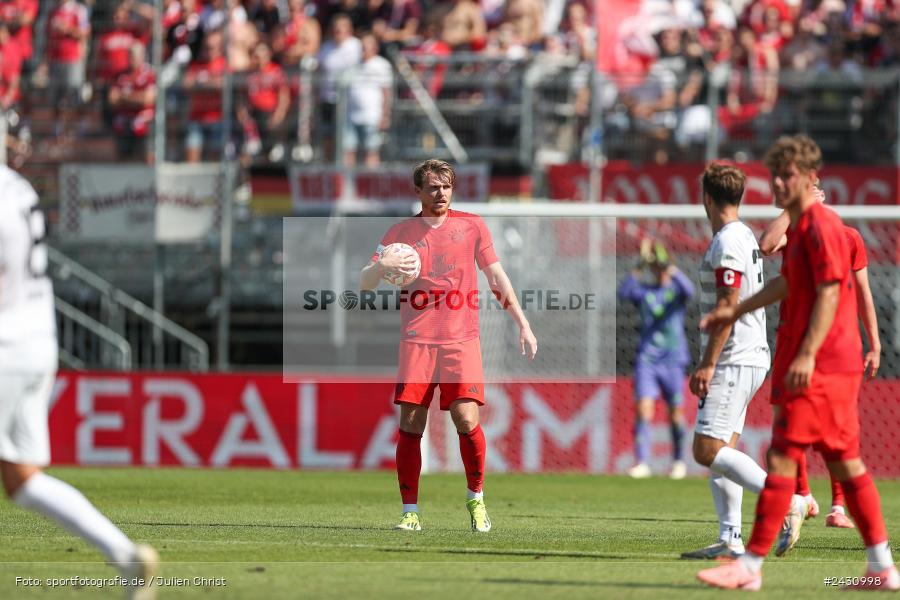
[0,165,158,599]
[681,164,771,559]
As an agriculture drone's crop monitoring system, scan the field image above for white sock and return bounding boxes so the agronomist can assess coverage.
[402,503,419,514]
[739,552,764,573]
[792,494,808,517]
[13,472,135,566]
[710,446,767,494]
[467,489,483,501]
[831,505,845,515]
[709,474,742,543]
[866,541,894,572]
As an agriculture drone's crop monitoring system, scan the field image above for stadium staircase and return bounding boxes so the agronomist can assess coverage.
[49,246,209,371]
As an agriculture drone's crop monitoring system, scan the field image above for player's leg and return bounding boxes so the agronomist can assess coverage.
[701,366,767,493]
[827,457,898,588]
[683,432,745,559]
[0,372,158,596]
[793,452,819,519]
[448,398,490,532]
[393,342,438,530]
[698,446,799,590]
[685,365,766,559]
[395,400,430,530]
[826,475,854,528]
[820,372,896,588]
[629,361,657,478]
[659,364,687,479]
[439,339,489,531]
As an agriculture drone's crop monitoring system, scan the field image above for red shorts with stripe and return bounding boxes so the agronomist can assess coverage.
[394,338,485,410]
[771,371,862,462]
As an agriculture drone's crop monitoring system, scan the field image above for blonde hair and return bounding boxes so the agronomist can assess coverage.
[413,159,456,189]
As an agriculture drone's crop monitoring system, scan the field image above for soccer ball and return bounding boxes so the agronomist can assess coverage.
[380,243,421,287]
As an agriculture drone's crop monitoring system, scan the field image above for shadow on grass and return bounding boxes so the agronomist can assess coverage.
[376,547,668,560]
[483,578,702,590]
[509,514,711,524]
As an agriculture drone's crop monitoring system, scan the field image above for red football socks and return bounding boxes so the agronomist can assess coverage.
[831,475,846,508]
[843,472,888,546]
[396,429,422,504]
[795,453,811,496]
[747,474,796,556]
[458,425,486,493]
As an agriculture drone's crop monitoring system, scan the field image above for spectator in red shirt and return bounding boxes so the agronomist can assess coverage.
[108,43,156,162]
[238,41,290,162]
[183,29,228,162]
[0,0,38,65]
[93,2,144,85]
[46,0,91,139]
[407,20,451,98]
[0,21,22,112]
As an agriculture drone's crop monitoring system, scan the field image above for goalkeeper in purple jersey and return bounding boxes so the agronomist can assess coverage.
[618,239,694,479]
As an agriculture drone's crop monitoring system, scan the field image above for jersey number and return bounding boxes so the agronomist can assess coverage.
[752,249,762,283]
[24,206,48,279]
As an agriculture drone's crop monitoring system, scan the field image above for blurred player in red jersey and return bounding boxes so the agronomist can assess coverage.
[360,159,537,532]
[697,135,897,591]
[760,185,881,538]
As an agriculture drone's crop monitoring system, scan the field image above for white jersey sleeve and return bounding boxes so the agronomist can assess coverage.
[0,166,57,371]
[699,221,769,369]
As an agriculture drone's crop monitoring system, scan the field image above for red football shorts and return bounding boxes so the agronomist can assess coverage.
[394,338,485,410]
[771,371,862,462]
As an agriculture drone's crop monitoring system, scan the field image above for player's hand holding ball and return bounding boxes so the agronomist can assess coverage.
[378,243,421,287]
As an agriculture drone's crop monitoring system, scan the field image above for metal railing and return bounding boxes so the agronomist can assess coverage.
[56,297,132,370]
[49,246,209,371]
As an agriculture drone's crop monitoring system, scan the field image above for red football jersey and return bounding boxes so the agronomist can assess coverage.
[845,225,868,271]
[778,202,862,376]
[372,210,499,344]
[771,222,867,402]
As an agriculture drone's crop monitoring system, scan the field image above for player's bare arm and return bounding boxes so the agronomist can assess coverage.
[853,267,881,380]
[360,246,419,290]
[787,281,840,391]
[701,275,787,331]
[759,210,790,256]
[482,261,537,360]
[690,286,739,398]
[760,188,824,256]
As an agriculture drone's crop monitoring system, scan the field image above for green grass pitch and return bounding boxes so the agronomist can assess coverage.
[0,468,897,598]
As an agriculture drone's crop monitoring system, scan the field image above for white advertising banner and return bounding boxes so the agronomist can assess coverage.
[154,163,220,243]
[60,163,221,244]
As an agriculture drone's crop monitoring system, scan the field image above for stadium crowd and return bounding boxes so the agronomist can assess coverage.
[2,1,900,166]
[604,0,900,163]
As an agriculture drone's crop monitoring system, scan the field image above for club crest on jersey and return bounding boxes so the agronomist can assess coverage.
[450,228,464,243]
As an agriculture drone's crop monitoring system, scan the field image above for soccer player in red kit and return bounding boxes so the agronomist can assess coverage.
[760,186,882,539]
[360,159,538,532]
[698,135,897,591]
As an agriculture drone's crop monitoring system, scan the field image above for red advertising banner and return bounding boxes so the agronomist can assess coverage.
[548,161,900,206]
[49,373,900,477]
